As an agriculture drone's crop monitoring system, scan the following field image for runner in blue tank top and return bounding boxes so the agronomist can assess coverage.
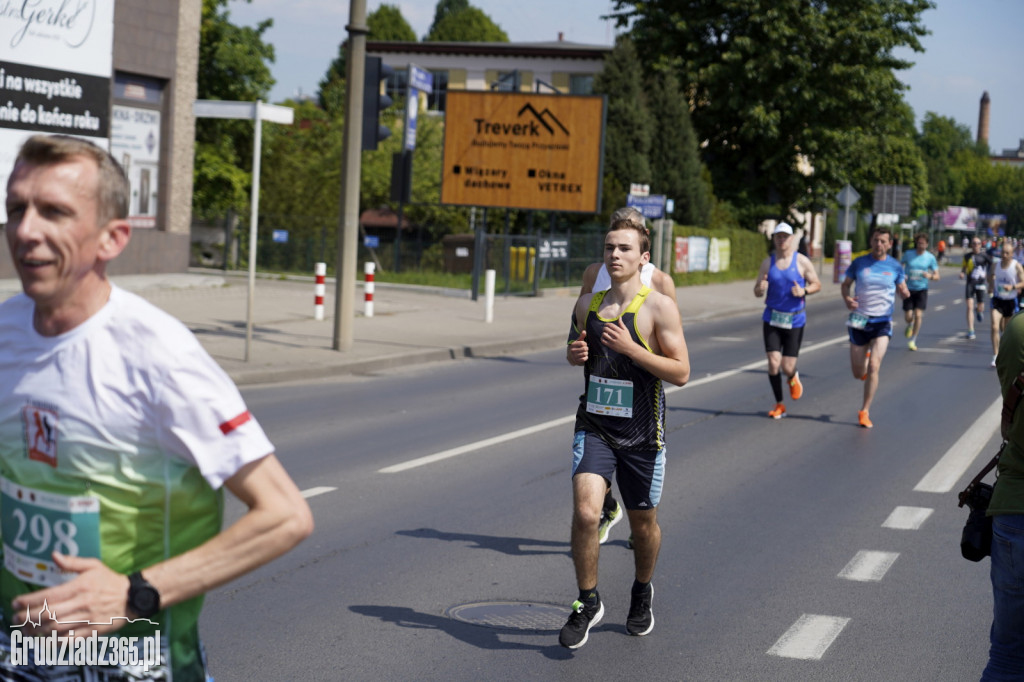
[753,222,821,419]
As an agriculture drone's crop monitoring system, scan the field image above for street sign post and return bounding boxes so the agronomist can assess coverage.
[836,184,861,239]
[192,99,294,362]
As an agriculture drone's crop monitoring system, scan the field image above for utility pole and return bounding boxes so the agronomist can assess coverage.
[333,0,368,350]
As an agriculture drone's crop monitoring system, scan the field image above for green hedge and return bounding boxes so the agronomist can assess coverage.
[669,225,766,285]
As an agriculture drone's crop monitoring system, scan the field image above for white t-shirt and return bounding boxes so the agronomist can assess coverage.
[0,285,272,491]
[593,262,656,292]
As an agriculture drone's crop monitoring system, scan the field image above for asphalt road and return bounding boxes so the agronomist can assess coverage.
[199,278,999,681]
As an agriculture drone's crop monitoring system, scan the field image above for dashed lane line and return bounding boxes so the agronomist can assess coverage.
[914,397,1001,493]
[837,550,900,582]
[882,506,933,530]
[301,486,337,498]
[379,335,849,473]
[767,614,851,660]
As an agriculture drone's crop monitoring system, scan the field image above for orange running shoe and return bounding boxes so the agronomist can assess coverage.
[858,410,873,428]
[768,403,786,419]
[788,374,803,401]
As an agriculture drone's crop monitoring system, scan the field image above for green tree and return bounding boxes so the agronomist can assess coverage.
[425,6,509,42]
[592,35,652,220]
[962,155,1024,234]
[318,4,416,108]
[645,69,711,226]
[427,0,470,37]
[194,0,276,219]
[613,0,934,225]
[916,113,978,211]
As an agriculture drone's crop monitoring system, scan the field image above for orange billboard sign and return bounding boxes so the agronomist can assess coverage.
[440,91,605,213]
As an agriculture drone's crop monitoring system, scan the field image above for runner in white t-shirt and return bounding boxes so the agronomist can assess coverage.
[0,135,313,680]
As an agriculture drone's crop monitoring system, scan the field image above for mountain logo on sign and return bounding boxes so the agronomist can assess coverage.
[517,104,569,136]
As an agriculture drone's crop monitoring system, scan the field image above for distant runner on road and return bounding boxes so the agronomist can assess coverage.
[753,222,821,419]
[841,227,909,428]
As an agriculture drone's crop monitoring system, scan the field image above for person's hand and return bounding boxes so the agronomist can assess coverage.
[567,331,589,366]
[11,554,131,637]
[790,280,805,297]
[601,319,636,356]
[845,296,859,311]
[755,273,769,296]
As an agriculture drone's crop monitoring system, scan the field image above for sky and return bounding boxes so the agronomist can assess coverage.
[228,0,1024,154]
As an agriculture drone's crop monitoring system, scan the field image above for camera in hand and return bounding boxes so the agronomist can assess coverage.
[959,481,994,562]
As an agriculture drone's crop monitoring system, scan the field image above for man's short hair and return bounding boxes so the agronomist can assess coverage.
[873,226,893,240]
[914,232,929,244]
[14,134,129,226]
[609,206,646,229]
[609,217,651,254]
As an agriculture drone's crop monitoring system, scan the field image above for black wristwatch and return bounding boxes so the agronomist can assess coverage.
[127,571,161,618]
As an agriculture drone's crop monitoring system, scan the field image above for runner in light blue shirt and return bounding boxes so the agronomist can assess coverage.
[899,233,940,351]
[840,227,910,428]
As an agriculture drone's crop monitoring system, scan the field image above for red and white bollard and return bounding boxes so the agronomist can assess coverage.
[313,262,326,321]
[364,262,375,318]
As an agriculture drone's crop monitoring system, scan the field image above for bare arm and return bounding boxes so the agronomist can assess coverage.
[841,277,857,310]
[13,454,314,636]
[651,268,678,302]
[579,263,601,297]
[798,254,821,295]
[567,294,593,366]
[754,258,771,297]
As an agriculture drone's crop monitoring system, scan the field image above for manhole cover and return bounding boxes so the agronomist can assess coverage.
[446,601,570,632]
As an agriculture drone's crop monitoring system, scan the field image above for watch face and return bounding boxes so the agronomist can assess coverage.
[134,588,159,615]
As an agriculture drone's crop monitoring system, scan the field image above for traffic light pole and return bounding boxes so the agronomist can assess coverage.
[333,0,368,351]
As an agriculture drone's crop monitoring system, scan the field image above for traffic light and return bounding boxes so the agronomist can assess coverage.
[362,56,393,151]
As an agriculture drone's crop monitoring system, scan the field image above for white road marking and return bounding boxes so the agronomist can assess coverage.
[914,397,1001,493]
[301,486,337,498]
[379,336,850,473]
[914,347,955,354]
[709,336,747,342]
[953,298,963,305]
[838,550,899,582]
[882,506,933,530]
[934,305,946,311]
[767,614,850,660]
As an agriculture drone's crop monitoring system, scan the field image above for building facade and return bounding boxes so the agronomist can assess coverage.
[0,0,200,279]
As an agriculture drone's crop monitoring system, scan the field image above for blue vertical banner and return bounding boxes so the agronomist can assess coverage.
[404,64,433,152]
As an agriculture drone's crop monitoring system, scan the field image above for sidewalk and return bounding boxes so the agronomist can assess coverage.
[0,269,845,386]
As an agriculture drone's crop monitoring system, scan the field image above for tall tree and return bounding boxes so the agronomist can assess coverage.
[427,0,470,37]
[916,112,978,211]
[425,6,509,42]
[318,4,416,108]
[194,0,275,219]
[592,35,652,220]
[613,0,934,225]
[645,69,711,226]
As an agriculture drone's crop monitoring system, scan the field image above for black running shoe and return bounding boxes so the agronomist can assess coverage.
[559,599,604,649]
[626,583,654,636]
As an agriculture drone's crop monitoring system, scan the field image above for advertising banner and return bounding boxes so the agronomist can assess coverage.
[688,237,709,273]
[440,91,605,212]
[934,206,978,231]
[110,105,160,228]
[834,240,853,283]
[674,237,688,273]
[0,1,114,221]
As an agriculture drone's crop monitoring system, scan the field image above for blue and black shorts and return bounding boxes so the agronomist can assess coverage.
[572,431,665,510]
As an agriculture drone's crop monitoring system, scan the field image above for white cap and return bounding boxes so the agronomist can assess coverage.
[772,222,794,236]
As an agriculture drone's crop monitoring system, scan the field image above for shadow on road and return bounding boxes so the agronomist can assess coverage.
[396,528,569,557]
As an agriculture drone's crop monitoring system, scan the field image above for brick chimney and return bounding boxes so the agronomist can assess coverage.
[978,91,990,145]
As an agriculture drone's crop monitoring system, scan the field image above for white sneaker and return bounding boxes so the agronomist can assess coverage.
[992,355,998,368]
